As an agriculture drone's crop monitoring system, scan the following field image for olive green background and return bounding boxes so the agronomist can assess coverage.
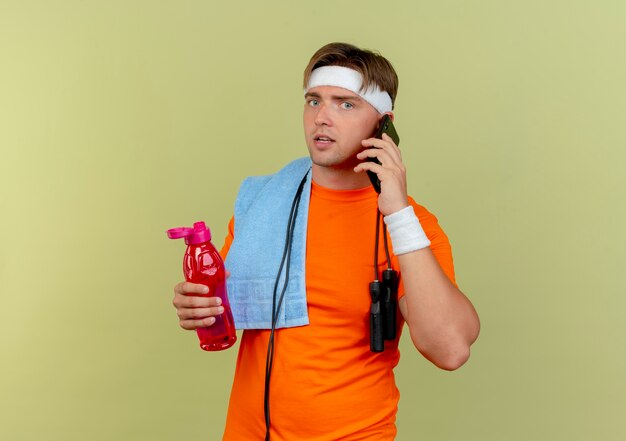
[1,1,624,440]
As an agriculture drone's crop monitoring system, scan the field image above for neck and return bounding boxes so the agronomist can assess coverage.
[311,163,372,190]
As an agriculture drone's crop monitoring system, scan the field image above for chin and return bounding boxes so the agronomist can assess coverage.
[311,154,359,171]
[308,146,359,169]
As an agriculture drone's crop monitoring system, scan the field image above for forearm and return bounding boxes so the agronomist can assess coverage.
[398,248,480,370]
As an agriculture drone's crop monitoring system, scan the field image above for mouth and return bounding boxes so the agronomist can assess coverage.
[313,134,336,145]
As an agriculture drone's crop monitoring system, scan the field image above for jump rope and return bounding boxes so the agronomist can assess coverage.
[263,169,398,440]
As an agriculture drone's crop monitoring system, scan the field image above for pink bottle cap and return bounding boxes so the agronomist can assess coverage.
[166,221,212,245]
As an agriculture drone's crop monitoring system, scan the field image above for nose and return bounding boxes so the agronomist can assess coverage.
[314,103,332,126]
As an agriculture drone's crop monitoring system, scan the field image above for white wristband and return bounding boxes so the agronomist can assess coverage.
[383,206,431,255]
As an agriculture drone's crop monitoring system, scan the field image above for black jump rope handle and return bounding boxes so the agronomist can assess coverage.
[382,268,398,341]
[369,281,384,352]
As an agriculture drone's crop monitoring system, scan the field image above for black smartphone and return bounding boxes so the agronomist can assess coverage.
[366,114,400,193]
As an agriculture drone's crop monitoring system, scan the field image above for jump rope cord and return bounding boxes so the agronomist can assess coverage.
[374,210,393,278]
[264,170,309,441]
[264,170,392,440]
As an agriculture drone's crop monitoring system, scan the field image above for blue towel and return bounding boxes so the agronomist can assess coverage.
[225,158,312,329]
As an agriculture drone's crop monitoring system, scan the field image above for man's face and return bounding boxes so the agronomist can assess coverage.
[303,85,382,171]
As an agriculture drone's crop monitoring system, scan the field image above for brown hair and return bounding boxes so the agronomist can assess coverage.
[303,42,399,109]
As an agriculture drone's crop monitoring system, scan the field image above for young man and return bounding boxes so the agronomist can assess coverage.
[172,42,480,440]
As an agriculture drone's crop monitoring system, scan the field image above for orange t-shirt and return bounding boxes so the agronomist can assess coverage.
[219,181,456,440]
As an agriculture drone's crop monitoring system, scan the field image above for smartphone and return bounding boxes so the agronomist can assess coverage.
[366,114,400,193]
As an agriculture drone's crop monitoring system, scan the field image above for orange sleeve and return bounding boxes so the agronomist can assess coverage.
[413,201,457,286]
[395,200,457,299]
[219,216,235,261]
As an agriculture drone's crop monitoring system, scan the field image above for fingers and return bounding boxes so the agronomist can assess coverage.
[179,316,219,330]
[356,132,404,173]
[354,134,409,215]
[174,281,209,296]
[172,282,225,330]
[354,150,406,177]
[353,160,382,176]
[176,303,225,320]
[359,133,402,164]
[173,290,222,308]
[177,304,225,330]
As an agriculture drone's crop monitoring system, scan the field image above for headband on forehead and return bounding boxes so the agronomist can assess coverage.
[304,65,393,114]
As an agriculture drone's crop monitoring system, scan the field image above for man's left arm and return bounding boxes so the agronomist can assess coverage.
[396,248,480,370]
[356,132,480,371]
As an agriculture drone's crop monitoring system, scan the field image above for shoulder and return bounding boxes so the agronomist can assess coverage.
[244,157,311,182]
[407,197,457,285]
[239,157,311,192]
[408,198,444,233]
[234,157,312,215]
[407,198,454,255]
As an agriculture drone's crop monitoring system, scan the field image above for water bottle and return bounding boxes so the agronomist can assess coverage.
[167,221,237,351]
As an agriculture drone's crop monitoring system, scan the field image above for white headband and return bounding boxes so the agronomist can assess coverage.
[304,65,393,114]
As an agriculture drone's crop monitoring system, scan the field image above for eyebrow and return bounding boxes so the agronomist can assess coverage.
[304,92,363,102]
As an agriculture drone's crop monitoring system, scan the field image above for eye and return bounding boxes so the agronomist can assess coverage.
[340,102,354,110]
[308,99,320,107]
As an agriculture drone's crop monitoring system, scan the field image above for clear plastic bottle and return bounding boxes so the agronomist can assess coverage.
[167,221,237,351]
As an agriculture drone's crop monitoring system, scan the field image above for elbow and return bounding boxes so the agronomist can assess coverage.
[431,345,471,371]
[434,325,479,370]
[408,311,480,371]
[412,335,474,371]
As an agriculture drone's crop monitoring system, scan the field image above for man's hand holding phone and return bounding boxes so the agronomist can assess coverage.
[354,116,409,216]
[363,115,400,193]
[354,115,409,216]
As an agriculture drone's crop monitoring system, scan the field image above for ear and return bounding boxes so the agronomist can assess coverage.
[383,111,395,122]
